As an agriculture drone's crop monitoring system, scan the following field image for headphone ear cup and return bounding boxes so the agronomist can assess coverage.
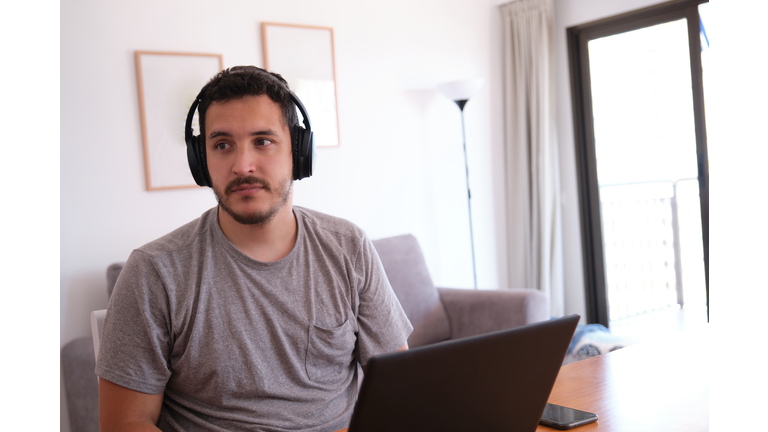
[292,125,313,180]
[304,130,314,178]
[292,126,303,180]
[196,136,211,187]
[185,95,212,188]
[186,134,211,187]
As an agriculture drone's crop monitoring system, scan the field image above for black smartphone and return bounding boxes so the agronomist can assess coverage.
[539,403,598,430]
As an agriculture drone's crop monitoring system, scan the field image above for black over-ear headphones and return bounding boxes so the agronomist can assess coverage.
[184,68,315,187]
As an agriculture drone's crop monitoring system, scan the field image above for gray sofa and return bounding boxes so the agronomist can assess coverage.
[62,263,122,432]
[371,234,548,348]
[61,234,548,431]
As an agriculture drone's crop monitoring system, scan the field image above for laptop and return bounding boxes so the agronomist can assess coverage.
[348,315,580,432]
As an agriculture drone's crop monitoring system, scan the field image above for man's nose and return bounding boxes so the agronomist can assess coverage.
[232,146,256,175]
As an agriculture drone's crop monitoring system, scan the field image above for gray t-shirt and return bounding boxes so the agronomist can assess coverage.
[96,206,413,432]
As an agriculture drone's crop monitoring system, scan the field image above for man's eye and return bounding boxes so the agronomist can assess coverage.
[256,139,274,147]
[215,142,231,150]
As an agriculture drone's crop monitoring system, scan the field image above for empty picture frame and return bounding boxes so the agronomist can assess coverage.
[262,23,340,147]
[135,51,223,190]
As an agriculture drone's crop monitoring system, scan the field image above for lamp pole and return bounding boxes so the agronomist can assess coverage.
[455,100,477,290]
[437,78,483,290]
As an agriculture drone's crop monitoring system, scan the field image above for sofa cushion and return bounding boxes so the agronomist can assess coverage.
[372,234,450,347]
[62,338,99,432]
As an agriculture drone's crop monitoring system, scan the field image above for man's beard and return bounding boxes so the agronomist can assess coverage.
[213,174,293,226]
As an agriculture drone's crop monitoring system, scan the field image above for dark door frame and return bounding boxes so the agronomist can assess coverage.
[567,0,710,327]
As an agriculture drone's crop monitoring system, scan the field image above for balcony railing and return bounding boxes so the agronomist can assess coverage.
[599,179,703,321]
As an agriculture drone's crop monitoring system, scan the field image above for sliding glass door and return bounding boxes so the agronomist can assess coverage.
[567,0,709,337]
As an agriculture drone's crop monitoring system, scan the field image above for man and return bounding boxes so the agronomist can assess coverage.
[96,66,413,432]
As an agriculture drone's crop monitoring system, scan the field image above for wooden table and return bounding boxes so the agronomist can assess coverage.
[537,325,709,431]
[337,325,708,432]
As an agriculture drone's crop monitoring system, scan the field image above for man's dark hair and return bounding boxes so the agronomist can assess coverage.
[197,66,298,141]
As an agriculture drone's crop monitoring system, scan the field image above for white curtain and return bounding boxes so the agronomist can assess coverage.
[500,0,564,317]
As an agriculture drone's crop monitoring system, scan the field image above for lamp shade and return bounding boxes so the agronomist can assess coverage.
[437,78,484,101]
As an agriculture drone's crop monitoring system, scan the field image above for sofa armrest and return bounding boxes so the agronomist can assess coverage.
[437,287,549,340]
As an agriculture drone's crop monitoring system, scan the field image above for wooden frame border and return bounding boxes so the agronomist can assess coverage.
[135,51,224,191]
[261,22,341,147]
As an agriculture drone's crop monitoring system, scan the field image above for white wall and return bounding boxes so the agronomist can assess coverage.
[61,0,508,429]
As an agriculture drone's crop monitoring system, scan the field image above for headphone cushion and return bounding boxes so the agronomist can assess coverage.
[186,135,211,187]
[196,136,210,187]
[292,125,304,180]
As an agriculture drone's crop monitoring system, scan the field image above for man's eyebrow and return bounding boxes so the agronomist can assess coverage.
[208,130,233,139]
[208,129,280,139]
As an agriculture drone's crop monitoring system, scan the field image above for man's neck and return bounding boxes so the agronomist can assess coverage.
[217,204,298,262]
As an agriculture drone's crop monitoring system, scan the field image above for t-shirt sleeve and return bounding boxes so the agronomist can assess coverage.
[352,234,413,366]
[94,250,172,395]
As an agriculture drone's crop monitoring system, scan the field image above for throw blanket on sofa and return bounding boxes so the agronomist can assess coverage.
[562,324,629,365]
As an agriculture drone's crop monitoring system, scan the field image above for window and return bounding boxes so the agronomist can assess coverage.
[567,0,709,329]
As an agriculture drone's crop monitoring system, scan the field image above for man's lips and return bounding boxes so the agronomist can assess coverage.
[229,184,265,195]
[232,184,263,192]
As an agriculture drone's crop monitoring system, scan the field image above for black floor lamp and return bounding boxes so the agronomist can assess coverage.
[437,78,484,289]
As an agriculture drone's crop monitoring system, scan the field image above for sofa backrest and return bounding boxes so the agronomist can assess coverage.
[107,262,124,298]
[372,234,451,348]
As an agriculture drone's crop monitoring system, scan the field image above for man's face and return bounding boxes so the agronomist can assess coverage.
[205,95,294,226]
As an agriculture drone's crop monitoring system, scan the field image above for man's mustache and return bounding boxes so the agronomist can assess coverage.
[224,176,272,195]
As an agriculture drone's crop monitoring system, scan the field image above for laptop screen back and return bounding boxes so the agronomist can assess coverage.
[348,315,579,432]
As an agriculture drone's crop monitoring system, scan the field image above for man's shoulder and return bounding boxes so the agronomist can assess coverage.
[293,206,365,237]
[135,207,217,257]
[294,206,366,240]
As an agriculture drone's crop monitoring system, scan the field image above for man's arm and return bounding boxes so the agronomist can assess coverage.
[99,378,164,432]
[362,342,408,375]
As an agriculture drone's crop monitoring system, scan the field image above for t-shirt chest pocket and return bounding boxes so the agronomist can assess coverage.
[305,319,356,383]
